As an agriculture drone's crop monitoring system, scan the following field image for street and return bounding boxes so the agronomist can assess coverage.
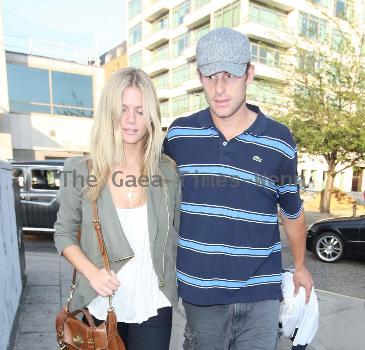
[12,211,365,350]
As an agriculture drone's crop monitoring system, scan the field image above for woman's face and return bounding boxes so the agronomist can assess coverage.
[120,86,148,146]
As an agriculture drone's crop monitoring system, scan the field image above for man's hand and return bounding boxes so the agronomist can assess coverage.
[293,267,314,304]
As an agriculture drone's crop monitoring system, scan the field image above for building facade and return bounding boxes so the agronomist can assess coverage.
[127,0,365,194]
[100,41,128,80]
[0,51,104,161]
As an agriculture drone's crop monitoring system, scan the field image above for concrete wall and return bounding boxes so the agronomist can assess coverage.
[0,161,22,350]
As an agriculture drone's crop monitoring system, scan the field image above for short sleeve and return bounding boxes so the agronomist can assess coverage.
[277,135,303,219]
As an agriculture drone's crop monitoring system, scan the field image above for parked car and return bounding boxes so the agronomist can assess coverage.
[306,215,365,263]
[11,160,64,233]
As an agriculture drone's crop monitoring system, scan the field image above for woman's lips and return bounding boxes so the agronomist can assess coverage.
[123,128,138,135]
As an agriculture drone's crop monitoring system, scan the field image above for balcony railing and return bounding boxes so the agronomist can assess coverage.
[151,14,169,33]
[248,3,288,32]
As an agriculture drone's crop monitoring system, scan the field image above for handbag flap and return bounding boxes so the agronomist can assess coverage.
[59,312,108,350]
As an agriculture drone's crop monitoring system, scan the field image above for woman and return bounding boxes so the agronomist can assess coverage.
[54,67,181,350]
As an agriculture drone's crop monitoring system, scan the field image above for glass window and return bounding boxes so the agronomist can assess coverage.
[191,91,208,110]
[172,95,190,115]
[31,169,61,190]
[172,65,190,87]
[335,0,346,18]
[152,44,169,63]
[192,0,210,10]
[311,0,329,7]
[194,24,210,43]
[299,12,328,42]
[129,51,142,68]
[215,1,240,28]
[7,63,94,117]
[153,73,169,89]
[13,168,24,189]
[249,3,287,31]
[160,101,169,118]
[152,14,169,33]
[129,23,142,45]
[52,71,93,117]
[172,1,191,27]
[7,63,51,113]
[129,0,142,19]
[250,43,281,67]
[332,30,346,52]
[172,33,190,57]
[247,80,285,104]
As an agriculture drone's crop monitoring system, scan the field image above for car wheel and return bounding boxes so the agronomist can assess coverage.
[314,232,344,263]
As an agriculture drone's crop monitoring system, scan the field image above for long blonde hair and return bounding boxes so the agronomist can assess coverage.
[86,67,162,201]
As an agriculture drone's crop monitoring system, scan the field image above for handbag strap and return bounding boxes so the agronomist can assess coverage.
[66,159,113,311]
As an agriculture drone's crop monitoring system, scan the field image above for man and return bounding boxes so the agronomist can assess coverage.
[163,28,313,350]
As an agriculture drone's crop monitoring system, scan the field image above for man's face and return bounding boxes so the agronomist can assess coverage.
[198,66,254,119]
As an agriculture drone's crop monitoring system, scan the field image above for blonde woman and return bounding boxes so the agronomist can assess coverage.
[54,67,181,350]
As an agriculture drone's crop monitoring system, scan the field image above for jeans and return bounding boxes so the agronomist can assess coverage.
[183,299,280,350]
[84,306,172,350]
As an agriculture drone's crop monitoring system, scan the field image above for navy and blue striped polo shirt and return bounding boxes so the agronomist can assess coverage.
[163,104,303,305]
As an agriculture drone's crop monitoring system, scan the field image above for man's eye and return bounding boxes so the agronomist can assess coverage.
[226,74,233,78]
[207,75,215,80]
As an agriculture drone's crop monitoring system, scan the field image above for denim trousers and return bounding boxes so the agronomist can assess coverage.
[85,306,172,350]
[183,299,280,350]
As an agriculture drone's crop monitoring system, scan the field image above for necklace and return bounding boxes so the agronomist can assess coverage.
[127,187,135,200]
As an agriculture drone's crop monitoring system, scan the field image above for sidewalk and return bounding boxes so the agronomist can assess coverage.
[12,211,365,350]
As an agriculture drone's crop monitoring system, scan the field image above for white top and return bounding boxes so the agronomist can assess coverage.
[279,271,319,346]
[87,204,171,323]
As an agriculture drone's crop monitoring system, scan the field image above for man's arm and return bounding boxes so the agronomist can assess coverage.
[281,211,314,303]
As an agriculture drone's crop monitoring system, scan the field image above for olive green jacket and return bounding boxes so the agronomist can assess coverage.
[54,155,181,312]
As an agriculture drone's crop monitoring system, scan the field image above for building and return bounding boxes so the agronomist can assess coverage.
[0,51,104,161]
[127,0,365,194]
[100,41,128,80]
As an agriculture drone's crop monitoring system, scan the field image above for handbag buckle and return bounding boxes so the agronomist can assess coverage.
[57,340,67,350]
[92,219,100,230]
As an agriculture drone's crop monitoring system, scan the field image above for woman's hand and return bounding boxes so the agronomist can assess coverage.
[88,268,120,297]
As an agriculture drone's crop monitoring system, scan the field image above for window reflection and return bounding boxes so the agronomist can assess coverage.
[7,63,93,117]
[7,63,51,113]
[52,71,93,116]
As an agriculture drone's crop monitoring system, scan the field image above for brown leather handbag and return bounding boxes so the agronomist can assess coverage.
[55,197,126,350]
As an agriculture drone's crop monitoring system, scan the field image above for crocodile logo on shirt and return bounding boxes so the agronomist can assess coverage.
[253,155,262,163]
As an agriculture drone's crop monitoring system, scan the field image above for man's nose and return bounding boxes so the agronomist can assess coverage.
[215,77,225,95]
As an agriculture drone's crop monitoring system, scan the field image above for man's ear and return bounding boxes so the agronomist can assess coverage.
[245,64,255,86]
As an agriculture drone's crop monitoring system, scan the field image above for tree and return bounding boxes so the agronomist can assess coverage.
[278,33,365,213]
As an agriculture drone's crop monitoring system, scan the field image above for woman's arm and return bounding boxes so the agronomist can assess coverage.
[54,157,119,296]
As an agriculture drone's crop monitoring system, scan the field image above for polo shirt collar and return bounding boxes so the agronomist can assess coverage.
[197,103,267,136]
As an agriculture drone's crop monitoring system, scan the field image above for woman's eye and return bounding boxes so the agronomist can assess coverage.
[136,111,143,116]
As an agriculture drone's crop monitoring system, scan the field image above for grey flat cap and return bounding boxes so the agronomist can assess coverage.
[196,27,251,77]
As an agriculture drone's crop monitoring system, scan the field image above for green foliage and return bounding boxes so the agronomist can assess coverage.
[278,38,365,170]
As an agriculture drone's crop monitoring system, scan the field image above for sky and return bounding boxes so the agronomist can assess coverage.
[2,0,127,62]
